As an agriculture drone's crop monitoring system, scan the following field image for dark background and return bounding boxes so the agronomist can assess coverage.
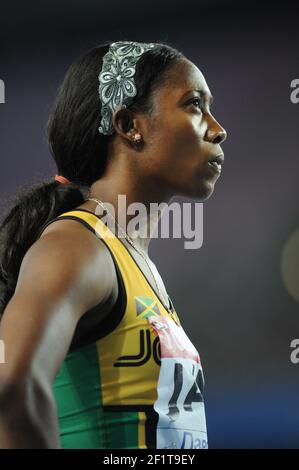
[1,0,298,448]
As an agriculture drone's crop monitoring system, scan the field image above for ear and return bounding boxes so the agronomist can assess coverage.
[111,107,141,144]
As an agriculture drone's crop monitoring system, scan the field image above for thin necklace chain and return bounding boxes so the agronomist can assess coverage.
[85,197,172,311]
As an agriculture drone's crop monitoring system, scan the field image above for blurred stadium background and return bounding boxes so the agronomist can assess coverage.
[0,0,298,448]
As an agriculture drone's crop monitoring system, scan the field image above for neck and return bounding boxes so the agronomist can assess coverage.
[84,172,173,254]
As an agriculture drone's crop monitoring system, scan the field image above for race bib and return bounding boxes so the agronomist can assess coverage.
[148,315,208,449]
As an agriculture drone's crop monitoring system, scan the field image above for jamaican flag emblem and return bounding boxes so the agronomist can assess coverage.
[135,296,161,320]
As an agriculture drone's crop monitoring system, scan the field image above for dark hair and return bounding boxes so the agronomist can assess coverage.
[0,40,184,317]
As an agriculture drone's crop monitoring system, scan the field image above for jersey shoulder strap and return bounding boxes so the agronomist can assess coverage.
[37,208,128,348]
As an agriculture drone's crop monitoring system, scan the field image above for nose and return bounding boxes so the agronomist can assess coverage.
[205,114,227,145]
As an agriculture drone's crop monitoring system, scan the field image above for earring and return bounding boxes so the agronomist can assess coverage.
[132,132,143,144]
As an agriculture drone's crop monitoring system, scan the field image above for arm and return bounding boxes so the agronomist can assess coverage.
[0,222,117,448]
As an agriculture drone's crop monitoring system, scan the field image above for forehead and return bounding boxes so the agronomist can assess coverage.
[155,58,211,103]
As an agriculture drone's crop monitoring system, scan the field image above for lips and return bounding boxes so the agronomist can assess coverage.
[207,153,224,172]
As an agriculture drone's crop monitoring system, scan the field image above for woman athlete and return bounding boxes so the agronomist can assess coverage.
[0,41,226,449]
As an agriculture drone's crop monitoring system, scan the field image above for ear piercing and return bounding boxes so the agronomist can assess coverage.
[127,129,143,144]
[132,132,143,143]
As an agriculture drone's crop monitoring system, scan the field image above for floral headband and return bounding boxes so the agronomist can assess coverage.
[98,41,157,135]
[54,41,157,184]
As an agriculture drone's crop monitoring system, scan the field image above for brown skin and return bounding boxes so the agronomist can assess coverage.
[80,58,226,251]
[0,227,118,447]
[0,57,226,447]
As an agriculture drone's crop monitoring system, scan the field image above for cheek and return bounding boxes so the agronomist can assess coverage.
[145,113,205,177]
[163,121,204,167]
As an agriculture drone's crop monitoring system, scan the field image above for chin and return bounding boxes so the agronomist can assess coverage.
[183,179,217,201]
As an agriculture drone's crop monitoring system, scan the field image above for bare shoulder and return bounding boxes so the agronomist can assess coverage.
[19,215,118,319]
[0,215,119,391]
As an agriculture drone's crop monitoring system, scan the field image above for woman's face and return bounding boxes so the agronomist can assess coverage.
[142,57,227,201]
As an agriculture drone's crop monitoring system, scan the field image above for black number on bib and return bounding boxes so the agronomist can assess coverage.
[167,362,183,421]
[167,362,204,421]
[183,368,204,411]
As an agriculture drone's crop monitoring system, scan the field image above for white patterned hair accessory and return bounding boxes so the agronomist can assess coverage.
[98,41,157,135]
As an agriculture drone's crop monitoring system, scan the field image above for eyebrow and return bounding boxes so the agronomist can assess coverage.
[181,89,214,104]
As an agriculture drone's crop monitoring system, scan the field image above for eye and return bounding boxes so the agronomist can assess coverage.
[189,97,203,111]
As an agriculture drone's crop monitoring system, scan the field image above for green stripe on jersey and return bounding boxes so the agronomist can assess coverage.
[53,342,140,448]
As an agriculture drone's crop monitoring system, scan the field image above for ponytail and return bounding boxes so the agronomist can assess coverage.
[0,181,89,317]
[0,40,184,317]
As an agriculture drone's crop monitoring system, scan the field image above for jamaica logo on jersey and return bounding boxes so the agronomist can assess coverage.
[134,296,161,320]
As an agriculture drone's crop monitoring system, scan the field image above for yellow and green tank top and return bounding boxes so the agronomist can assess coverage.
[41,209,208,449]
